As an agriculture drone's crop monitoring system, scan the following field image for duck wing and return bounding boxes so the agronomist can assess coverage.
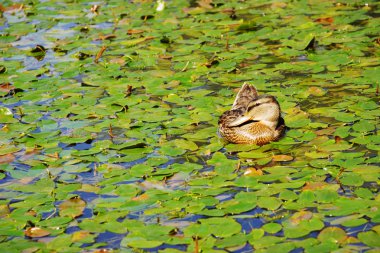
[231,82,258,110]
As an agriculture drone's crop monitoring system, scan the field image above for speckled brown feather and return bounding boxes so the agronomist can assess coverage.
[232,82,258,110]
[218,83,285,145]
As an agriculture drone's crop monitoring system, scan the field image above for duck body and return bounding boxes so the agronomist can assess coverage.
[218,83,285,145]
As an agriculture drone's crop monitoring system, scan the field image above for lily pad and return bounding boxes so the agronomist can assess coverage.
[58,197,86,218]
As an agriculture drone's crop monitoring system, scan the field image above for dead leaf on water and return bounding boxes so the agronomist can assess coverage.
[72,231,92,242]
[24,227,51,238]
[272,155,294,162]
[110,57,126,65]
[308,87,326,96]
[302,182,328,191]
[0,83,15,93]
[127,29,145,34]
[0,204,10,218]
[290,210,313,225]
[271,2,287,8]
[244,167,263,176]
[18,177,35,185]
[158,54,173,60]
[0,153,15,164]
[315,127,336,136]
[132,193,149,201]
[314,17,334,25]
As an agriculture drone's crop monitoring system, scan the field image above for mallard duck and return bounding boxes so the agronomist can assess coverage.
[218,83,285,145]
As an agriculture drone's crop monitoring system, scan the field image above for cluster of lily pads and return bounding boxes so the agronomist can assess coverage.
[0,0,379,252]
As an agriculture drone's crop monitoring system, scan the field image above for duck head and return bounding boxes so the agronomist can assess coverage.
[227,95,281,129]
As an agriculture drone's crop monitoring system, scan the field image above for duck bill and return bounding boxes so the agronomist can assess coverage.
[227,115,252,127]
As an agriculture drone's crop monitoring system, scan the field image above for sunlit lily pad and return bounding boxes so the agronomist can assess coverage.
[24,227,51,238]
[59,197,86,218]
[0,107,17,123]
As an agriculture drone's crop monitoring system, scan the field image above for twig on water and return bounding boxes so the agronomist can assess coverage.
[181,61,190,72]
[193,236,199,253]
[108,124,115,138]
[335,167,346,193]
[94,46,107,63]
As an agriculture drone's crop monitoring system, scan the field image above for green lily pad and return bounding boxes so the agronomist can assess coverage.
[0,107,17,123]
[317,227,347,244]
[352,120,375,133]
[340,174,364,186]
[358,231,380,247]
[184,217,241,238]
[257,197,282,210]
[262,223,282,234]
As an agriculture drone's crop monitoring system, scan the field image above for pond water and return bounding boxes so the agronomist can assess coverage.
[0,0,379,252]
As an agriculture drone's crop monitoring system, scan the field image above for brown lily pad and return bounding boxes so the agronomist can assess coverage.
[24,227,51,238]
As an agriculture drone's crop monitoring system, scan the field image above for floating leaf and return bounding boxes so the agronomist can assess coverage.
[283,215,324,239]
[262,223,282,234]
[184,217,241,238]
[257,197,282,210]
[272,155,293,162]
[173,139,198,151]
[0,153,15,164]
[0,205,10,218]
[120,36,155,47]
[317,227,347,244]
[215,233,248,249]
[0,107,17,123]
[0,82,16,95]
[334,113,358,123]
[318,141,352,152]
[238,151,270,159]
[286,119,311,128]
[123,238,162,249]
[340,174,364,186]
[71,231,95,243]
[244,167,263,176]
[24,227,51,238]
[341,218,367,227]
[352,120,375,133]
[59,197,86,218]
[358,231,380,247]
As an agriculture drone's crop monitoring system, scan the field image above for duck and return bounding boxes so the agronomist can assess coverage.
[218,83,285,145]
